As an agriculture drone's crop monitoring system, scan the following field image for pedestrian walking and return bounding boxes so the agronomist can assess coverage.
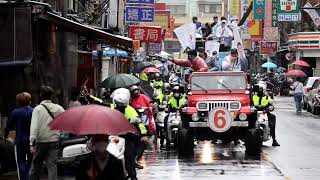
[29,85,65,180]
[291,78,304,113]
[4,92,33,180]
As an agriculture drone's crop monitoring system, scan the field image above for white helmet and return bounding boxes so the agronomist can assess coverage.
[111,88,130,99]
[112,88,130,106]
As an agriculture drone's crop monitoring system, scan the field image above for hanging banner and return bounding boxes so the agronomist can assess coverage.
[174,23,196,50]
[277,0,300,22]
[253,0,265,20]
[304,2,320,27]
[231,21,246,59]
[129,25,162,43]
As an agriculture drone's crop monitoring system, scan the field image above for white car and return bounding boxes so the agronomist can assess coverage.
[303,77,320,110]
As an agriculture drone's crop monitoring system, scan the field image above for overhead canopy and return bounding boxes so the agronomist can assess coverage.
[45,12,133,52]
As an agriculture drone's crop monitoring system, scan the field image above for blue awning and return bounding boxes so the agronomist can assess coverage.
[92,48,128,58]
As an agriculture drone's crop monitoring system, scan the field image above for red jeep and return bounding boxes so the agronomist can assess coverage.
[178,71,261,155]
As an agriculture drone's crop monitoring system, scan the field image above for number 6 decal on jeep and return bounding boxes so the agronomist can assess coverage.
[208,108,233,133]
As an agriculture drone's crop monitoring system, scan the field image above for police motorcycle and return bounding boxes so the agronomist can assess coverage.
[166,109,181,148]
[252,84,274,145]
[164,86,185,148]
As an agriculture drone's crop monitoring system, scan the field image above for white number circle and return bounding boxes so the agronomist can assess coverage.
[208,108,233,133]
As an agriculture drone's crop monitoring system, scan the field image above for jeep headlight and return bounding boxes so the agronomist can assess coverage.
[239,113,247,121]
[191,113,199,121]
[230,102,240,109]
[197,102,208,110]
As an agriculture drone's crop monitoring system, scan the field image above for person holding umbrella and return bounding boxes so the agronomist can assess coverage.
[75,135,126,180]
[291,77,305,113]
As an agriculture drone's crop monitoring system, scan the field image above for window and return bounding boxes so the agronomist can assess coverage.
[191,75,246,90]
[167,5,186,16]
[199,4,222,14]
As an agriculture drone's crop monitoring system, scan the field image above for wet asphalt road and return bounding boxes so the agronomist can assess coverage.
[1,97,320,180]
[137,96,320,180]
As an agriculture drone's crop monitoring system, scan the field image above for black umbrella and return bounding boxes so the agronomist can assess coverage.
[132,61,155,73]
[101,74,140,89]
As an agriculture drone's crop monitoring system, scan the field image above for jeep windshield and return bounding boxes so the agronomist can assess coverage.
[191,75,246,91]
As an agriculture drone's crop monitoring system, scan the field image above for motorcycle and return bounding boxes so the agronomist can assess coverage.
[257,106,274,144]
[155,103,168,147]
[166,110,181,148]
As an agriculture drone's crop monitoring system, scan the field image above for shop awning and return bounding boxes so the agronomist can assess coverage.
[45,12,133,52]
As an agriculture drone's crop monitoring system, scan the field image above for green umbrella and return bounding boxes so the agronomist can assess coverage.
[101,74,140,89]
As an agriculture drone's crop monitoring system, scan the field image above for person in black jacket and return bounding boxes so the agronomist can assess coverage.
[75,135,125,180]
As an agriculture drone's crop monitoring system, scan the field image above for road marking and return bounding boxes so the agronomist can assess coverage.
[262,152,292,180]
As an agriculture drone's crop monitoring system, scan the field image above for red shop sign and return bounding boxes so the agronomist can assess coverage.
[129,25,162,43]
[259,41,278,54]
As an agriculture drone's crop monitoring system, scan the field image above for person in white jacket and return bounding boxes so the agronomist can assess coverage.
[215,20,233,43]
[29,85,64,180]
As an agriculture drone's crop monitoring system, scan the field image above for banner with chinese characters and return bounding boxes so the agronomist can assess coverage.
[272,0,278,27]
[129,26,162,43]
[260,41,278,54]
[253,0,265,20]
[125,6,155,22]
[277,0,300,22]
[126,0,155,4]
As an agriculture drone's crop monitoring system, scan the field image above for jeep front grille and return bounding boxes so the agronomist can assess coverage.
[208,102,229,111]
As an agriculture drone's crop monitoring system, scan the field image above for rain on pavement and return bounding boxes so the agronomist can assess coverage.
[1,97,320,180]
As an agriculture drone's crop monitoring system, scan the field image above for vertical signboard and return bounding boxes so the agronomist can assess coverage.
[272,0,278,27]
[277,0,300,22]
[253,0,265,20]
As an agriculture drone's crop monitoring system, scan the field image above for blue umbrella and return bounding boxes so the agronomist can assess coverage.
[261,62,277,68]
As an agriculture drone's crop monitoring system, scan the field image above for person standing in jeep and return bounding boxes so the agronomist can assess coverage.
[29,85,65,180]
[169,50,208,72]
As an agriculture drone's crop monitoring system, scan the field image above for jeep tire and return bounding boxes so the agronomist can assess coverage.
[245,128,262,156]
[177,128,194,155]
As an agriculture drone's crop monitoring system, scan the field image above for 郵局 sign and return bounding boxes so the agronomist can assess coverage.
[260,41,278,54]
[129,25,162,43]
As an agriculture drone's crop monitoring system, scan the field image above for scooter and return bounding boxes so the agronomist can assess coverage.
[257,106,274,144]
[166,110,181,148]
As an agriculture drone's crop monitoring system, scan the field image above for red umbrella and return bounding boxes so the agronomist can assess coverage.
[292,60,310,67]
[286,70,307,77]
[143,67,161,74]
[49,105,137,135]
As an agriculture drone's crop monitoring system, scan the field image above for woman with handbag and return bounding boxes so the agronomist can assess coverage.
[4,92,33,180]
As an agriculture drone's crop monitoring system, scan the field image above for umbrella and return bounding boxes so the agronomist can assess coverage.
[143,67,161,74]
[132,62,155,73]
[49,105,137,135]
[101,74,140,89]
[286,70,307,77]
[261,62,277,68]
[292,60,310,67]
